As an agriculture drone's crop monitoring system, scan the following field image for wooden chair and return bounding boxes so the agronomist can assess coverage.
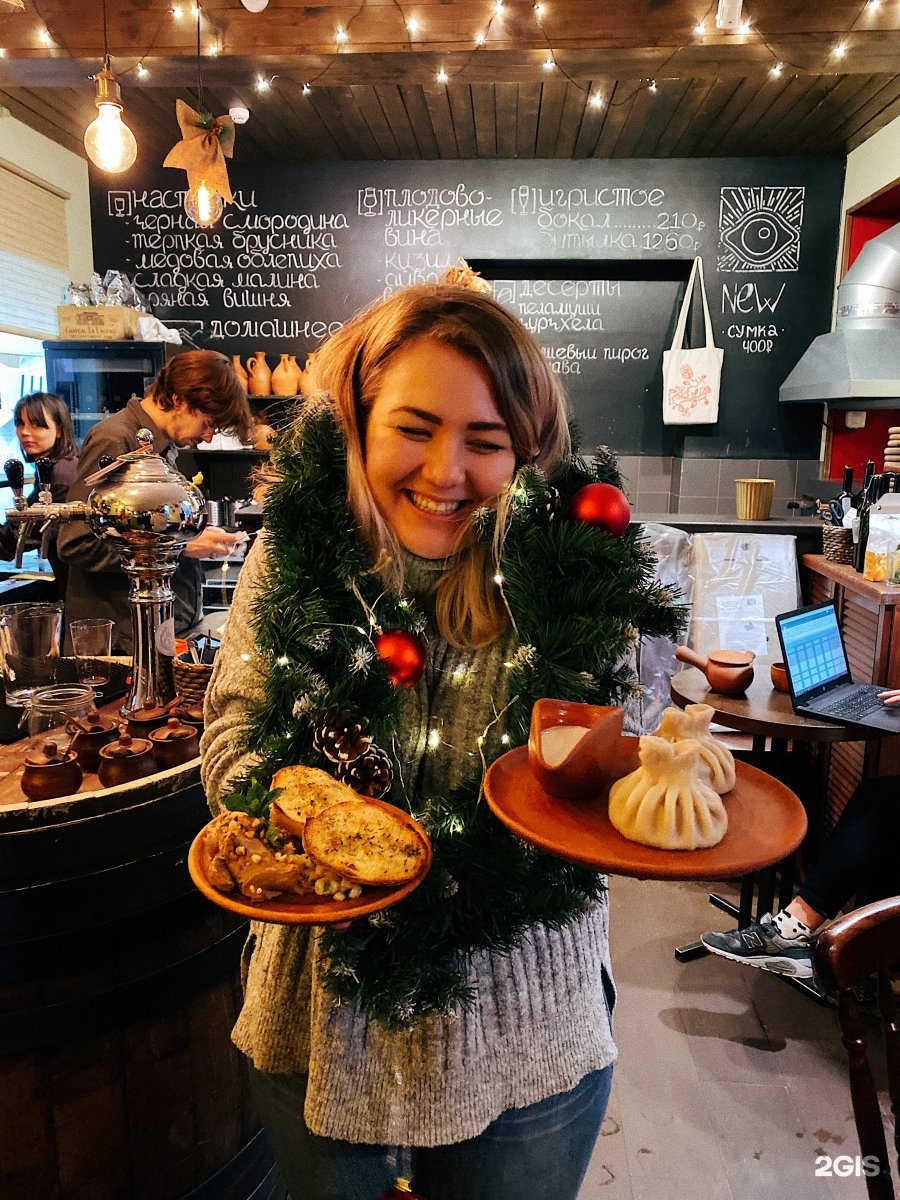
[814,896,900,1199]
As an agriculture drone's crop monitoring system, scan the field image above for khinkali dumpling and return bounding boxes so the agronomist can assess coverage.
[608,735,728,850]
[654,703,735,794]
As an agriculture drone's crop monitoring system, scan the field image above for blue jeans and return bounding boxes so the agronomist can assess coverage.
[250,1064,614,1200]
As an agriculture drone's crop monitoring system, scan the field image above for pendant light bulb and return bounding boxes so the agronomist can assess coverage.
[185,179,224,227]
[84,67,138,173]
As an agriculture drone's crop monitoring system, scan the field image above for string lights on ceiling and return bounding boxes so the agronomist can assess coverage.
[2,0,893,113]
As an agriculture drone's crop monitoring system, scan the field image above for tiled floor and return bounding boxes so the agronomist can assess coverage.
[579,875,890,1200]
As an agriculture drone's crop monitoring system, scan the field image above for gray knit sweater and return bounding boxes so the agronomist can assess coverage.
[200,533,617,1148]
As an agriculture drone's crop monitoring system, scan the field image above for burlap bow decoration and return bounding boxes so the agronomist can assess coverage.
[163,98,235,203]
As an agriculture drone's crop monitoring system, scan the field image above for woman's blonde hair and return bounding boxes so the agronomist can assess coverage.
[308,284,571,647]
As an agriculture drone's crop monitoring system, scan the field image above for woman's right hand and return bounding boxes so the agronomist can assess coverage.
[878,688,900,706]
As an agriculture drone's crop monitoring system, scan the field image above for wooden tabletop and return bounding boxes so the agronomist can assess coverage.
[670,666,879,743]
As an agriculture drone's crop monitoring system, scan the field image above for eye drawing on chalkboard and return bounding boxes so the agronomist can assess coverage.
[720,211,797,268]
[717,183,804,273]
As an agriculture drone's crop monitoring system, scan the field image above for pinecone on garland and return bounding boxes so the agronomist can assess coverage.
[540,484,562,525]
[337,744,394,798]
[312,710,373,763]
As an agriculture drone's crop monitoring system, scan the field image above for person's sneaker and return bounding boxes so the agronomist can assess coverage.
[700,914,814,978]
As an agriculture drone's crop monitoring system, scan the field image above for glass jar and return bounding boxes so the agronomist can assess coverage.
[26,684,97,757]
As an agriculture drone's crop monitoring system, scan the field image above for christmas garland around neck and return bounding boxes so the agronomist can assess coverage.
[234,405,685,1028]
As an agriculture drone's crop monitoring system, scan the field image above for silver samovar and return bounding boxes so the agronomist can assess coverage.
[4,430,205,716]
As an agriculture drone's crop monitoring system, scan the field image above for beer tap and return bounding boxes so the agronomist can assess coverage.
[35,457,54,505]
[34,458,57,561]
[4,459,26,510]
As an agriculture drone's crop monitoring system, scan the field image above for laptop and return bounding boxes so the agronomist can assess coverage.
[775,601,900,733]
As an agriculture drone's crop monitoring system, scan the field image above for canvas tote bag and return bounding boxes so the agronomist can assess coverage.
[662,256,723,425]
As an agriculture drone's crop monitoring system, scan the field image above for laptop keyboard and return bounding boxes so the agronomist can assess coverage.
[819,691,879,720]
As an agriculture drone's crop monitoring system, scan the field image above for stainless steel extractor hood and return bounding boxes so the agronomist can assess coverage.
[779,222,900,407]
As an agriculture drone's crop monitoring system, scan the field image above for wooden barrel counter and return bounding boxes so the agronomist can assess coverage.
[0,711,285,1200]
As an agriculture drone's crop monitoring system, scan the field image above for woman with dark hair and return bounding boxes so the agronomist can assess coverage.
[57,350,253,654]
[0,391,79,597]
[200,284,682,1200]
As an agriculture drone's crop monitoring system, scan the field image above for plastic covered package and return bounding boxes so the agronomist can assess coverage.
[690,533,799,658]
[863,502,900,581]
[623,522,694,736]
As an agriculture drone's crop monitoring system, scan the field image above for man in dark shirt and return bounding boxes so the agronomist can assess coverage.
[57,350,253,654]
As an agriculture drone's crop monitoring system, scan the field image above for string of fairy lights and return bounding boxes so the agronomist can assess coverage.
[0,0,893,143]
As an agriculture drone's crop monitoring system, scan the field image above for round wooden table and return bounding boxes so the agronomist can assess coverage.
[669,664,881,745]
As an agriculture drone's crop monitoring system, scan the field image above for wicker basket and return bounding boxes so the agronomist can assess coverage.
[172,652,213,703]
[822,525,854,565]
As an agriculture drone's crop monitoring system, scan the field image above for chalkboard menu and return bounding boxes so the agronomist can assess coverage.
[90,157,843,458]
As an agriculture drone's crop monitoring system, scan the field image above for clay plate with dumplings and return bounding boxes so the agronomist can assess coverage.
[189,765,432,924]
[484,701,806,880]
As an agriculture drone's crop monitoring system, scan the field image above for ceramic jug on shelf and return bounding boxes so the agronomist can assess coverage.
[271,353,301,397]
[246,351,272,397]
[230,355,249,390]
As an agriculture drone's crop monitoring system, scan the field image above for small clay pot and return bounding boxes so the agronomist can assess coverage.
[68,710,119,771]
[674,646,756,696]
[770,662,790,693]
[21,739,83,801]
[126,704,170,740]
[149,717,200,768]
[528,698,637,801]
[97,728,158,788]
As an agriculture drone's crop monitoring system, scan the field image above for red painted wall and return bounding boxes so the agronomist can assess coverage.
[825,205,899,480]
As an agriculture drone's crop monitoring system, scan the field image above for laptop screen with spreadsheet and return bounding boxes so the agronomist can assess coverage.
[776,602,851,700]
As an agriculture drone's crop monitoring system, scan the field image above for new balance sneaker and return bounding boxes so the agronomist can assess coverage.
[700,913,814,978]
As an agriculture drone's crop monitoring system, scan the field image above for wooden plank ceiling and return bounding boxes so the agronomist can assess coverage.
[0,1,898,164]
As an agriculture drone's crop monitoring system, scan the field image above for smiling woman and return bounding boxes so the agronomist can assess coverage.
[362,338,516,560]
[200,281,686,1200]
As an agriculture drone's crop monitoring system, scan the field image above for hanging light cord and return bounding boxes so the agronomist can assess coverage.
[101,0,110,69]
[196,2,204,111]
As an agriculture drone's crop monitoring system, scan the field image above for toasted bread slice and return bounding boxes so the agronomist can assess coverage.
[302,799,430,886]
[268,765,359,839]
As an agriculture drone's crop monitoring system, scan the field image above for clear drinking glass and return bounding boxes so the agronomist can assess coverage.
[69,618,114,687]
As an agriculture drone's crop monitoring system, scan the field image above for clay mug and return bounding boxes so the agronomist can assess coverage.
[21,739,83,802]
[770,662,790,693]
[674,646,756,695]
[97,728,158,788]
[246,351,272,397]
[271,353,301,397]
[527,698,637,801]
[149,716,200,768]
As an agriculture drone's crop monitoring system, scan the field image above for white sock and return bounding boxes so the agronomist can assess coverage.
[774,910,812,941]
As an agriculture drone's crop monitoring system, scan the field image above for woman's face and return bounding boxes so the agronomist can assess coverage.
[15,407,59,458]
[363,337,516,559]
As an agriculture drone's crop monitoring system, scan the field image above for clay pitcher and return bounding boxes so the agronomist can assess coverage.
[246,351,272,397]
[271,353,300,397]
[674,646,756,695]
[230,355,249,391]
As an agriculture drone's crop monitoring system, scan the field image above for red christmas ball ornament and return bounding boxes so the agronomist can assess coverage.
[569,482,631,537]
[374,628,426,688]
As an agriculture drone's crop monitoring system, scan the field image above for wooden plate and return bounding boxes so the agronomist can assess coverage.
[484,746,806,881]
[188,800,432,925]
